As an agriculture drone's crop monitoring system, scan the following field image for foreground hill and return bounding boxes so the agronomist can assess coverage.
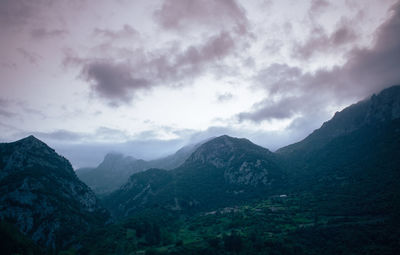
[277,85,400,215]
[104,135,285,218]
[0,136,108,250]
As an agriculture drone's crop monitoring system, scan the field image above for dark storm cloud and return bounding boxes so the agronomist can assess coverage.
[0,0,37,28]
[172,31,236,74]
[30,28,68,39]
[238,97,304,121]
[292,24,357,59]
[94,25,139,40]
[81,61,151,106]
[239,1,400,123]
[79,31,238,105]
[154,0,248,33]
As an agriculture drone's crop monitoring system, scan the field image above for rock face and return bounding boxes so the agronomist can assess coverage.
[0,136,108,249]
[104,135,284,218]
[184,135,282,186]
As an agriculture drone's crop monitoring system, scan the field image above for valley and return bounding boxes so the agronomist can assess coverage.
[1,85,400,254]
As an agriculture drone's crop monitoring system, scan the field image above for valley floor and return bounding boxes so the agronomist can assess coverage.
[72,194,400,255]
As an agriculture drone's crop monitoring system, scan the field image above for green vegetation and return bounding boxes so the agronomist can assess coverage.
[77,194,400,254]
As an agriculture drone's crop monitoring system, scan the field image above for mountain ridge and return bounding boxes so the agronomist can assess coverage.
[277,85,400,156]
[76,139,208,195]
[104,134,285,218]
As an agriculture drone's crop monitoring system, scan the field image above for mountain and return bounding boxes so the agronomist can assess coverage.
[277,85,400,215]
[0,136,108,250]
[87,85,400,254]
[103,135,284,218]
[76,153,149,195]
[277,85,400,158]
[76,141,206,195]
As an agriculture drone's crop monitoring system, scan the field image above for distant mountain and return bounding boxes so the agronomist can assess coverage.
[76,140,206,195]
[0,136,108,250]
[76,153,149,195]
[104,135,284,218]
[150,140,208,170]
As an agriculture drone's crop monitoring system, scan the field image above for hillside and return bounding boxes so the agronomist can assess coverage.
[0,136,108,250]
[103,135,285,218]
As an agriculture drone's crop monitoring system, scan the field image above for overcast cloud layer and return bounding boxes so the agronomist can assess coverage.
[1,0,399,167]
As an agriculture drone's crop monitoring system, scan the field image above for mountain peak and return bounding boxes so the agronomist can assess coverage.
[0,135,73,177]
[0,137,108,249]
[15,135,50,149]
[205,135,250,147]
[99,152,137,169]
[184,135,273,168]
[19,135,42,143]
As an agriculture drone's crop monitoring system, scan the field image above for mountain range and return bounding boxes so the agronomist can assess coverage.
[103,135,284,218]
[76,140,206,195]
[1,85,400,254]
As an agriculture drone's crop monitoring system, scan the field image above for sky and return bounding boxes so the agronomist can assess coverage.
[1,0,400,168]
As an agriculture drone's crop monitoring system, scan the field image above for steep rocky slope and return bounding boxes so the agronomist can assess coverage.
[0,136,108,249]
[277,85,400,157]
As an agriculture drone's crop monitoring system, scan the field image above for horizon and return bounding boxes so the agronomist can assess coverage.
[1,0,400,167]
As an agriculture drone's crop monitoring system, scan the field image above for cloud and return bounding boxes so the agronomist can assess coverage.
[0,98,14,118]
[239,1,400,125]
[16,48,40,64]
[79,30,239,105]
[292,24,358,59]
[30,28,68,39]
[1,61,17,69]
[0,109,13,118]
[309,0,330,15]
[238,97,303,121]
[94,25,139,40]
[154,0,248,33]
[0,0,37,29]
[30,130,86,141]
[81,60,151,106]
[95,126,130,140]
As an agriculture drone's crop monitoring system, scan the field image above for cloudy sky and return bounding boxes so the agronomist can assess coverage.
[1,0,400,167]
